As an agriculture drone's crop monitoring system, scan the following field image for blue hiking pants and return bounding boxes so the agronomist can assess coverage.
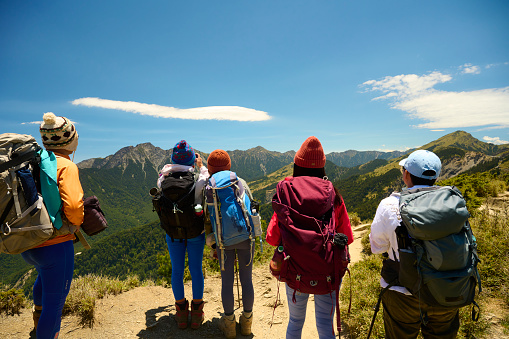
[21,240,75,339]
[166,233,205,301]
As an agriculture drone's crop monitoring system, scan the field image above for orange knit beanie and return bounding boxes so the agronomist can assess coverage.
[207,149,231,175]
[294,136,326,168]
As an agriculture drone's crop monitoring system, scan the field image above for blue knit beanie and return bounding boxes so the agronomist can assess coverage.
[171,140,196,166]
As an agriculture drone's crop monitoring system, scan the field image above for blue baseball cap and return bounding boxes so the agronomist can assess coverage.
[399,150,442,180]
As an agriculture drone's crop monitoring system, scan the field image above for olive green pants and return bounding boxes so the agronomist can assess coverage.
[382,289,460,339]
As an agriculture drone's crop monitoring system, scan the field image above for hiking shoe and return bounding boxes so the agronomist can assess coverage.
[239,311,253,335]
[190,301,204,329]
[32,306,42,330]
[218,314,236,339]
[175,300,189,329]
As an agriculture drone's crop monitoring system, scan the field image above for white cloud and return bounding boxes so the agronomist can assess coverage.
[363,72,452,100]
[459,63,481,74]
[361,70,509,129]
[483,136,509,145]
[72,97,272,122]
[21,121,43,125]
[486,62,509,69]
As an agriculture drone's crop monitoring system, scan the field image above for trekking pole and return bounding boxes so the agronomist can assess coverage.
[235,253,241,309]
[367,283,394,339]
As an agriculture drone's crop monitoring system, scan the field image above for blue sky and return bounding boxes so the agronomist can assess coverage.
[1,0,508,162]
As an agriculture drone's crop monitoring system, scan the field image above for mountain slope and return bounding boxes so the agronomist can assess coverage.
[327,150,404,167]
[336,131,509,220]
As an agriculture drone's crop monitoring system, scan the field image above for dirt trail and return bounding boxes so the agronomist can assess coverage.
[0,226,369,339]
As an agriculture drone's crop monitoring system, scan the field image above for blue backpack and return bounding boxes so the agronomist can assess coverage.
[205,171,262,269]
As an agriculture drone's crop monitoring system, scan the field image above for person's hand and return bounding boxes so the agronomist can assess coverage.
[195,153,203,168]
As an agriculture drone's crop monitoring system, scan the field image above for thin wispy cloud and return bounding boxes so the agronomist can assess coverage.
[483,136,509,145]
[21,113,77,126]
[486,62,509,69]
[361,70,509,129]
[459,63,481,74]
[72,97,272,122]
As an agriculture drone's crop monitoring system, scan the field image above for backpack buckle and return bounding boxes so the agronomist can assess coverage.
[296,274,301,281]
[172,203,183,214]
[1,224,11,236]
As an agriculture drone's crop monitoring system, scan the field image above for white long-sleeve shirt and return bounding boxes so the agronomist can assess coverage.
[370,191,414,295]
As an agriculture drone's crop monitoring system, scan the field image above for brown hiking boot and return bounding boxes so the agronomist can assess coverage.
[239,311,253,335]
[190,301,204,329]
[32,306,42,330]
[218,314,236,339]
[175,300,189,329]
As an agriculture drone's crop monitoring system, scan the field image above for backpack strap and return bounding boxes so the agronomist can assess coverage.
[232,177,255,267]
[0,150,38,173]
[208,177,226,270]
[164,174,197,210]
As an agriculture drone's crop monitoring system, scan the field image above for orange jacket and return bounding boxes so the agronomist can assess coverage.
[36,152,84,247]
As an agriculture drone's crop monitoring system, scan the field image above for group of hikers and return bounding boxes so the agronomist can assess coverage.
[0,112,481,339]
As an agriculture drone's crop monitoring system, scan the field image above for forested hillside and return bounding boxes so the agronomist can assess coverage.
[73,221,167,281]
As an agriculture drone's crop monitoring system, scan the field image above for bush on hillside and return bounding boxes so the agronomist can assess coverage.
[439,172,507,213]
[349,212,361,227]
[0,287,27,316]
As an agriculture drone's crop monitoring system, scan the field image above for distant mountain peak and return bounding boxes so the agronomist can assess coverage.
[422,130,502,156]
[78,142,171,171]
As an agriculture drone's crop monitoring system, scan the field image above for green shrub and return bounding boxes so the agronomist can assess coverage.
[0,288,27,316]
[349,212,362,227]
[360,227,372,256]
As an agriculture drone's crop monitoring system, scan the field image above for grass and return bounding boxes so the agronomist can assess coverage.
[62,274,152,326]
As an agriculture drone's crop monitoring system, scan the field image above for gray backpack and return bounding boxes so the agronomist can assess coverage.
[396,186,482,310]
[0,133,54,254]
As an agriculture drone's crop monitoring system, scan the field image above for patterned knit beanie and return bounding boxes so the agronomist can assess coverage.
[207,149,231,175]
[171,140,196,166]
[39,112,79,152]
[294,136,326,168]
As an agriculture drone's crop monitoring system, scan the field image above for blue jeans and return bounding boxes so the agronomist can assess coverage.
[166,233,205,301]
[21,240,75,339]
[285,283,336,339]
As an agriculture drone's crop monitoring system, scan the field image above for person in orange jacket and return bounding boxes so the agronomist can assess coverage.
[21,112,84,339]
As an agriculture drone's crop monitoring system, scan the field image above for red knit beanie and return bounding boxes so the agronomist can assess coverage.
[294,136,326,168]
[207,149,231,174]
